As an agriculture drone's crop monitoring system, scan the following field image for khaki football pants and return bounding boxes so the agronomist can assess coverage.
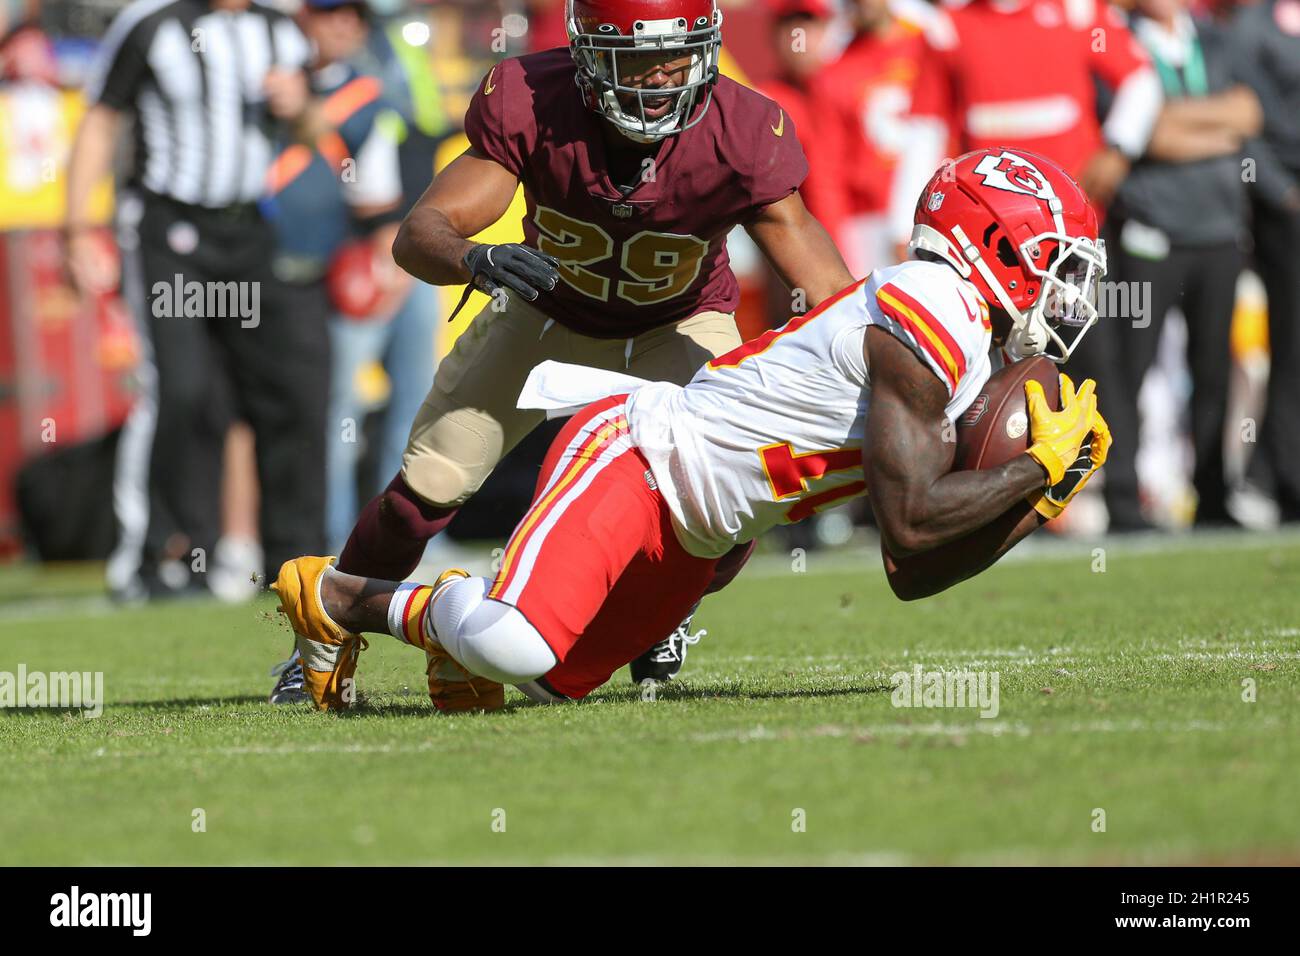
[400,296,741,507]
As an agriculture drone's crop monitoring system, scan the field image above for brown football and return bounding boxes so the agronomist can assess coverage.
[955,356,1060,470]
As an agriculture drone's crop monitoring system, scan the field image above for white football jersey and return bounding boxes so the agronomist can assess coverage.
[625,259,996,557]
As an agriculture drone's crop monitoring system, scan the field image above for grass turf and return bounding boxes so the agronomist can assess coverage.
[1,532,1297,865]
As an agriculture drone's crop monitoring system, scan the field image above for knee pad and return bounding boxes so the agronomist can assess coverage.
[401,410,498,508]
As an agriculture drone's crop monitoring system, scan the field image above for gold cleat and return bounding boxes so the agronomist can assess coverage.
[271,556,367,711]
[425,568,505,713]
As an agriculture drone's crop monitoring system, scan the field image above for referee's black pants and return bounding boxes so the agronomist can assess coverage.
[119,192,328,587]
[1069,221,1242,527]
[1247,195,1300,521]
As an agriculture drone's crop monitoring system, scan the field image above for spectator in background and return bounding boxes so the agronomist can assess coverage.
[757,0,835,161]
[263,0,407,702]
[1099,0,1280,529]
[754,0,836,332]
[1231,0,1300,525]
[314,0,452,554]
[524,0,569,52]
[888,0,1162,256]
[0,0,55,86]
[808,0,929,276]
[64,0,324,600]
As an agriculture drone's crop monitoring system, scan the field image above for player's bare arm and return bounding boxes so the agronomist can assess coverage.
[880,505,1045,601]
[862,326,1046,559]
[391,146,515,284]
[391,146,554,295]
[745,191,855,307]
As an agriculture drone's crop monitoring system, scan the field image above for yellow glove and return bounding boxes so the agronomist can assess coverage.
[1025,373,1097,485]
[1028,408,1112,519]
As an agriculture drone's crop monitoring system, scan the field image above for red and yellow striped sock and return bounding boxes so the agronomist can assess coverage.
[386,582,438,653]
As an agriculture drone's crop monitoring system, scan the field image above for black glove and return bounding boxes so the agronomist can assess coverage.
[463,243,560,302]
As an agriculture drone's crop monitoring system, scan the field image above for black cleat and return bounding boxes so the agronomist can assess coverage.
[268,648,310,704]
[630,605,706,683]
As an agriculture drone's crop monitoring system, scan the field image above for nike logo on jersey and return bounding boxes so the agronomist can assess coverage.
[959,293,976,322]
[771,110,784,137]
[484,67,497,95]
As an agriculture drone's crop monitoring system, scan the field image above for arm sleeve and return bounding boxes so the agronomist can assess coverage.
[463,61,524,176]
[1101,67,1162,159]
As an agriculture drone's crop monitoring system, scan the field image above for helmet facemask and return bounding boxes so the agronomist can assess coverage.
[1001,233,1106,364]
[925,210,1106,365]
[568,7,722,143]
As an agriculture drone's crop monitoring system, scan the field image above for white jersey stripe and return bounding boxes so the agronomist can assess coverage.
[137,87,173,196]
[500,436,634,606]
[84,0,177,104]
[196,12,243,206]
[147,18,206,203]
[490,403,630,600]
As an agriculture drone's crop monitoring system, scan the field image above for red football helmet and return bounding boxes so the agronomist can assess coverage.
[910,148,1106,364]
[566,0,722,143]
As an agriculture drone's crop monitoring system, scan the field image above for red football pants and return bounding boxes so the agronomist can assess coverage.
[487,395,719,698]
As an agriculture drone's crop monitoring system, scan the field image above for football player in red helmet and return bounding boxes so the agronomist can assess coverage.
[273,149,1111,713]
[568,0,723,142]
[268,0,855,708]
[910,147,1107,364]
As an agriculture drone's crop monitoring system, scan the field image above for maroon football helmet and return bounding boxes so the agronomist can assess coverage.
[911,148,1106,363]
[566,0,723,143]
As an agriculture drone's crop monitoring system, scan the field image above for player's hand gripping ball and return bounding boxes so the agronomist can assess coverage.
[955,358,1109,519]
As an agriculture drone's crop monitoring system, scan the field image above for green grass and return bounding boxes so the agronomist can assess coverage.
[1,532,1298,865]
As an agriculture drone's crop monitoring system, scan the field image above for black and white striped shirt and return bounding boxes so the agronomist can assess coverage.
[85,0,310,208]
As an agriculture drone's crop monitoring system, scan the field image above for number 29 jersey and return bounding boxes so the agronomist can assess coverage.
[465,49,807,338]
[625,259,996,558]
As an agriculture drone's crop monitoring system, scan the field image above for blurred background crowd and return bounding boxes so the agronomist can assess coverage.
[1,0,1297,601]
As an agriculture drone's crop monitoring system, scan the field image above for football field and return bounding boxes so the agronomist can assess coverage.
[2,531,1298,866]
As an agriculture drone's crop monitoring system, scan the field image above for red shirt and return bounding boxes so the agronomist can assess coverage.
[807,18,928,240]
[465,49,808,337]
[911,0,1150,177]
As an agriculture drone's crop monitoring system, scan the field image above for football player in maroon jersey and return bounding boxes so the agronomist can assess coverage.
[268,0,854,708]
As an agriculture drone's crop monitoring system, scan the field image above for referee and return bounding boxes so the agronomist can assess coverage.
[64,0,330,599]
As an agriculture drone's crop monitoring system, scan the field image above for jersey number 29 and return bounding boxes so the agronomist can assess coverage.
[534,205,708,306]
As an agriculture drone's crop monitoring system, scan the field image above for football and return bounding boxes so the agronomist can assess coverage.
[954,356,1061,471]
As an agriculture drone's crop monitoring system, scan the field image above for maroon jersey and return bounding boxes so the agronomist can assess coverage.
[464,48,808,338]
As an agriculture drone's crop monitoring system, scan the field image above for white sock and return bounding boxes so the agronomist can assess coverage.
[386,582,424,643]
[433,577,556,684]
